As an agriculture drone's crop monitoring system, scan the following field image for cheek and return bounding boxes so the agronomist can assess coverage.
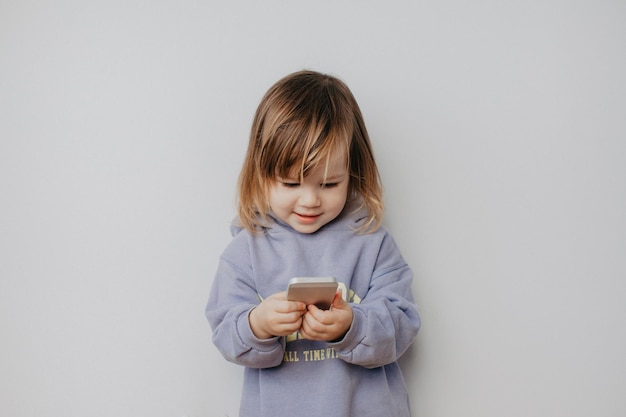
[329,187,349,209]
[268,187,291,210]
[267,187,280,208]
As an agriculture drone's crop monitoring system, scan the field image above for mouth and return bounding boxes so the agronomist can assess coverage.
[294,212,321,224]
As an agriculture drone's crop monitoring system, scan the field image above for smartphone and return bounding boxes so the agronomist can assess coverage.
[287,276,338,310]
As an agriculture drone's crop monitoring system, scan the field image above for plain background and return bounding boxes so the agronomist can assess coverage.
[1,1,625,416]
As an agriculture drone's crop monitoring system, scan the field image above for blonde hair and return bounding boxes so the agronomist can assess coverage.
[237,70,383,233]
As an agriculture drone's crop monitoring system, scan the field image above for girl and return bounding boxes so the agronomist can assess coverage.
[206,70,420,417]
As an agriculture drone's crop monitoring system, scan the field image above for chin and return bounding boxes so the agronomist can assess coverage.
[293,225,322,234]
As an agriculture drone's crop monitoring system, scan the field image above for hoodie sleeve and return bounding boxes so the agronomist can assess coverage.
[205,234,286,369]
[329,231,421,368]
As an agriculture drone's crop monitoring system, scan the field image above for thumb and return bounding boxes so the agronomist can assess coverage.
[331,290,347,309]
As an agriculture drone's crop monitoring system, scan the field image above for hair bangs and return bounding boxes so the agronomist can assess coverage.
[260,105,351,183]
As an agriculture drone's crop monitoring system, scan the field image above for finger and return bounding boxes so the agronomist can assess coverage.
[305,305,335,325]
[331,290,346,308]
[272,316,303,335]
[298,322,319,340]
[272,299,306,314]
[302,312,329,334]
[299,323,328,341]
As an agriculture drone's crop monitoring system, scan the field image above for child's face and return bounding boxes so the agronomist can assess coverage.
[268,150,349,234]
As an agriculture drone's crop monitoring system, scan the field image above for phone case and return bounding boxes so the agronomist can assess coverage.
[286,277,338,309]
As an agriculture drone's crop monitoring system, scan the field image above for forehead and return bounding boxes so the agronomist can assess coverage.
[324,148,349,171]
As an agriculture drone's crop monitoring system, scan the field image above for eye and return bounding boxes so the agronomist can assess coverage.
[321,182,339,189]
[281,181,300,188]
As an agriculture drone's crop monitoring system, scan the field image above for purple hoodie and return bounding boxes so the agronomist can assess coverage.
[206,201,420,417]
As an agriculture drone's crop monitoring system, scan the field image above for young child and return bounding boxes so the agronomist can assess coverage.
[206,70,420,417]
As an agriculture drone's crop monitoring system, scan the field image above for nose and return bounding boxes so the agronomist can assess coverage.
[298,186,320,207]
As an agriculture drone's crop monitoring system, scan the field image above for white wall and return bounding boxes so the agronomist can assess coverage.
[1,1,625,416]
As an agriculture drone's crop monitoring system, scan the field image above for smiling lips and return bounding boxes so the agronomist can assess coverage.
[294,212,321,224]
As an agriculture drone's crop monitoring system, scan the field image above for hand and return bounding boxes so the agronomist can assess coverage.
[249,291,307,339]
[299,291,353,342]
